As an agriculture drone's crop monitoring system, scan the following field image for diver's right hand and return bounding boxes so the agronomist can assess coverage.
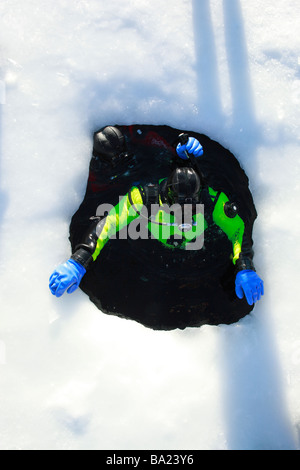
[49,259,86,297]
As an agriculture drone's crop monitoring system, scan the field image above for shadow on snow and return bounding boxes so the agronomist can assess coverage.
[192,0,297,450]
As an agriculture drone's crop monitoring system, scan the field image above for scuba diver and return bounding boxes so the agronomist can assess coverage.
[49,126,264,307]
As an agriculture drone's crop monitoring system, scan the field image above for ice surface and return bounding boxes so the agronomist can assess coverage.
[0,0,300,450]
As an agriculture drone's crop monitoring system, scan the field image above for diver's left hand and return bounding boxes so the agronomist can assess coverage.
[235,269,264,305]
[176,137,203,160]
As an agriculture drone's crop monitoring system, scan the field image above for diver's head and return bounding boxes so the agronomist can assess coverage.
[165,167,201,207]
[93,126,131,167]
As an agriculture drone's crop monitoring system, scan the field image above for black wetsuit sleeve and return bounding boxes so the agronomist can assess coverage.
[70,216,103,270]
[236,232,255,272]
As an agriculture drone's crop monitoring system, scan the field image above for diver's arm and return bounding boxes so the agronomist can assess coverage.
[212,192,264,305]
[49,188,143,297]
[72,187,143,264]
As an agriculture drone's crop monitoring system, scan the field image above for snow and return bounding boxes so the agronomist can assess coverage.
[0,0,300,450]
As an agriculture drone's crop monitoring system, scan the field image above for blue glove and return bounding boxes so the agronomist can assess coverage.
[49,259,86,298]
[176,137,203,160]
[235,270,264,306]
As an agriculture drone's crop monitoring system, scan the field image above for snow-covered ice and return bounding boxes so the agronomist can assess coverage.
[0,0,300,450]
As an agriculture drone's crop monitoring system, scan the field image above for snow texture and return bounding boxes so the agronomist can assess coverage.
[0,0,300,450]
